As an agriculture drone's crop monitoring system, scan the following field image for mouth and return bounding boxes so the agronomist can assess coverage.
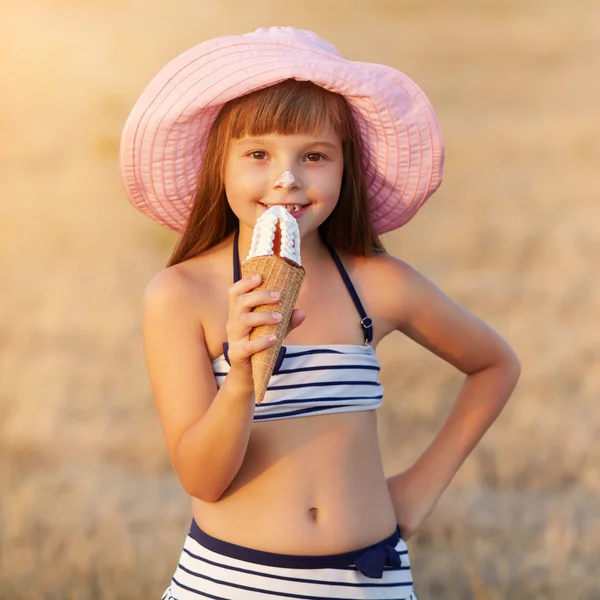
[259,202,310,217]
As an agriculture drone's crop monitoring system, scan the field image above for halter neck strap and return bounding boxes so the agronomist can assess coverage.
[233,228,373,344]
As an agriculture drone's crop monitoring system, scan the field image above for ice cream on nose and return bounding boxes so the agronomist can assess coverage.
[241,206,305,404]
[273,170,297,189]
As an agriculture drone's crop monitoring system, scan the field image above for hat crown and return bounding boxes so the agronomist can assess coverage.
[243,26,342,58]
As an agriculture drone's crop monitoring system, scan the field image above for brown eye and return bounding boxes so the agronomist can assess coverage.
[250,151,267,160]
[306,153,324,162]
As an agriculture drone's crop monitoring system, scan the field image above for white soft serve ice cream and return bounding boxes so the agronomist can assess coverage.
[245,205,302,266]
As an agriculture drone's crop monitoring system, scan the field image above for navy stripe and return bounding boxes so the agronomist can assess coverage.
[268,380,382,391]
[276,364,380,374]
[214,346,374,362]
[258,394,383,408]
[171,576,229,599]
[283,348,346,358]
[181,549,412,587]
[214,366,380,378]
[328,550,411,563]
[176,566,413,600]
[190,521,401,568]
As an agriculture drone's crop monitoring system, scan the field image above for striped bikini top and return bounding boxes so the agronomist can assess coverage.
[212,229,383,421]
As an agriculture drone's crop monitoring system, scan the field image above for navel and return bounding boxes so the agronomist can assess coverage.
[308,507,318,522]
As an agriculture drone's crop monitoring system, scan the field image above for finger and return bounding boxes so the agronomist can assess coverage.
[240,310,283,329]
[228,293,283,343]
[228,334,278,364]
[228,275,264,303]
[237,289,281,312]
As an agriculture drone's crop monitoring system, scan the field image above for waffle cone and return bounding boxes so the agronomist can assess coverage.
[241,255,305,404]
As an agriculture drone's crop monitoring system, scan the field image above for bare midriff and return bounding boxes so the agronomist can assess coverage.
[192,409,398,555]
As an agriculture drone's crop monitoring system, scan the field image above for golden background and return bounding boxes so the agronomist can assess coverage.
[1,0,599,597]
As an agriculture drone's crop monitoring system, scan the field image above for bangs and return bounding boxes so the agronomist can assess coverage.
[223,80,354,141]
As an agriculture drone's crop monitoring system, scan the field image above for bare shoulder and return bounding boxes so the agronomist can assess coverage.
[144,262,201,309]
[142,253,222,323]
[141,261,212,384]
[350,252,420,330]
[143,266,189,318]
[352,251,416,281]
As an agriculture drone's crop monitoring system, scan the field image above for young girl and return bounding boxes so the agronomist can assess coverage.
[120,27,520,600]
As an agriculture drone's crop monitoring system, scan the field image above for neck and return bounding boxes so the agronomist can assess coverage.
[236,222,331,271]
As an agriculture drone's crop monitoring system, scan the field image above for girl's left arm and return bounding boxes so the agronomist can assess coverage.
[377,257,521,540]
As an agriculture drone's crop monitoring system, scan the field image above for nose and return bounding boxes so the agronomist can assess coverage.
[273,171,300,191]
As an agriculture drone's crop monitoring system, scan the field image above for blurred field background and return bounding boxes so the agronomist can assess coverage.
[1,0,599,598]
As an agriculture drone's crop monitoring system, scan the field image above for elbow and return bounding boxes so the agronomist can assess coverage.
[173,434,226,502]
[181,478,223,503]
[502,346,522,385]
[178,473,225,502]
[470,343,521,384]
[484,337,521,382]
[175,458,227,502]
[472,344,521,399]
[172,430,239,503]
[491,346,521,403]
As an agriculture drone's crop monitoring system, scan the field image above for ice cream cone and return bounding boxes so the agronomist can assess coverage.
[241,255,305,404]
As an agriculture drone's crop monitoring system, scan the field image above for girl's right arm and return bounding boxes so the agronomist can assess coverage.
[142,270,287,502]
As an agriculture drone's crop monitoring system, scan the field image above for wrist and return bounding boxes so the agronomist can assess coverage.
[224,365,256,399]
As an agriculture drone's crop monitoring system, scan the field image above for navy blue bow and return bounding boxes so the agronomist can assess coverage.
[354,544,402,579]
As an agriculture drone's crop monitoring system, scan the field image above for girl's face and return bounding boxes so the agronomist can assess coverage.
[224,125,344,239]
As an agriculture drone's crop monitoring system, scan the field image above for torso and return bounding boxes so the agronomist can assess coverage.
[177,233,400,554]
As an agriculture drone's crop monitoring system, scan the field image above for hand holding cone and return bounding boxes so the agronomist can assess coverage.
[241,207,304,404]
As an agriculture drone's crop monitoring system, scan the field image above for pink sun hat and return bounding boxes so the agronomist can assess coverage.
[119,26,445,234]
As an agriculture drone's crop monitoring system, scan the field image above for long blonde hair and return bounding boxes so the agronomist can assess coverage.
[167,80,386,267]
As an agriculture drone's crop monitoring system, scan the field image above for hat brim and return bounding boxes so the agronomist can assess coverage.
[120,34,444,234]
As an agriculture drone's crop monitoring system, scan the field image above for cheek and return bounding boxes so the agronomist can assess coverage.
[314,164,344,201]
[225,162,266,203]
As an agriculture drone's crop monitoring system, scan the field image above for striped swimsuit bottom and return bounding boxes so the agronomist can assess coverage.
[162,520,418,599]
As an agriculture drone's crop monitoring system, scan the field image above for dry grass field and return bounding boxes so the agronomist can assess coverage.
[1,0,599,598]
